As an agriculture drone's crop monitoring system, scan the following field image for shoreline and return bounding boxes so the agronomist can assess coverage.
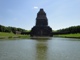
[0,35,30,40]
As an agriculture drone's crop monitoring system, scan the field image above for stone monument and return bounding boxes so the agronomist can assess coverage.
[30,9,53,37]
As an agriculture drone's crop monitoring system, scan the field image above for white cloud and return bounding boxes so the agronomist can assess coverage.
[33,6,38,9]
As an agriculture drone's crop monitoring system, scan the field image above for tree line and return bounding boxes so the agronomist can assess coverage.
[1,24,80,35]
[0,25,26,34]
[53,25,80,35]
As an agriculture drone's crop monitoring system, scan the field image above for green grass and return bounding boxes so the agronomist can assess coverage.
[0,32,15,36]
[57,33,80,38]
[0,32,30,39]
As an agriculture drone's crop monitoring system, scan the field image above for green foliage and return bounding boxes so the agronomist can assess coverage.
[0,25,26,33]
[0,25,6,32]
[53,25,80,35]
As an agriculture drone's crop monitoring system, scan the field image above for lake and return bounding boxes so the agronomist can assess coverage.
[0,37,80,60]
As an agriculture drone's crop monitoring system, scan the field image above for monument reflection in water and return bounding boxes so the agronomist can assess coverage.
[35,38,50,60]
[30,9,53,37]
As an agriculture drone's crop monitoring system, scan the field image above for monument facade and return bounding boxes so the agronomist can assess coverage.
[30,9,53,37]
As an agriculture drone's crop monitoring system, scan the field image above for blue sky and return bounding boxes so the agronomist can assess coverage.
[0,0,80,30]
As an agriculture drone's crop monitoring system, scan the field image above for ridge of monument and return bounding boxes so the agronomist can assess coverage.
[30,8,53,37]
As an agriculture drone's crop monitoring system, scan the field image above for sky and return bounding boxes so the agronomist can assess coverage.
[0,0,80,30]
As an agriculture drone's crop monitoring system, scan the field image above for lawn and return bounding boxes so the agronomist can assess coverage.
[57,33,80,38]
[0,32,30,39]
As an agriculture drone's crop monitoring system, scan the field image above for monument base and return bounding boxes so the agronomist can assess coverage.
[30,26,53,37]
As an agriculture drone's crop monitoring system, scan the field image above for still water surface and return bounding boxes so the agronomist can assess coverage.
[0,37,80,60]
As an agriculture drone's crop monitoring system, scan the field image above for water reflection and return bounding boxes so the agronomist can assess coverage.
[0,37,80,60]
[35,38,49,60]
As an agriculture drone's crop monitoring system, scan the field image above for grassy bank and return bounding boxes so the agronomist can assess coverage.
[56,33,80,38]
[0,32,30,39]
